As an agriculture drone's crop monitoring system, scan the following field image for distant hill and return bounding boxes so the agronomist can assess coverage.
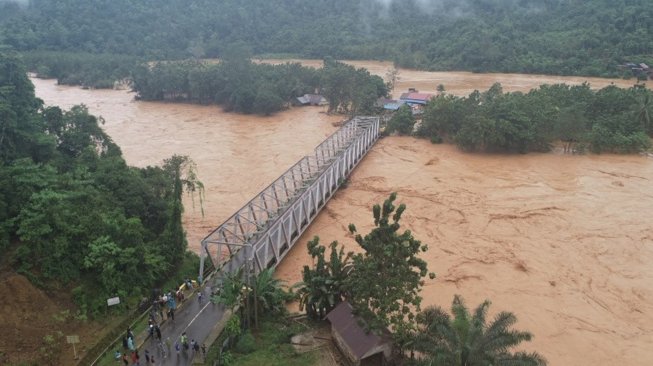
[1,0,652,76]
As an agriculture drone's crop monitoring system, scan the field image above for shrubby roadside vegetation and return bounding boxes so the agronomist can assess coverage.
[415,83,652,154]
[0,52,199,315]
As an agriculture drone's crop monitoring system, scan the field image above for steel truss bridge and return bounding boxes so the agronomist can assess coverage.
[199,116,380,279]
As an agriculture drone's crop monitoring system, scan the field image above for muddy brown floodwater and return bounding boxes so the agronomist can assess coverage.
[33,64,653,366]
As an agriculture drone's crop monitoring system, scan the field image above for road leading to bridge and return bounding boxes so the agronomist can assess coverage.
[142,288,223,366]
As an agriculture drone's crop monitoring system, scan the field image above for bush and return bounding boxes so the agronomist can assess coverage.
[386,105,415,135]
[430,135,443,144]
[234,331,257,354]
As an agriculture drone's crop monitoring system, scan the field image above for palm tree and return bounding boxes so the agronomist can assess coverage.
[212,267,289,329]
[410,295,546,366]
[250,268,289,315]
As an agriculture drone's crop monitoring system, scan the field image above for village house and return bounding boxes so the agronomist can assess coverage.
[399,91,435,105]
[294,93,328,106]
[619,62,652,80]
[375,97,405,111]
[326,302,393,366]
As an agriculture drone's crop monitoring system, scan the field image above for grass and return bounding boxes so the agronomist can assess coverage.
[205,315,320,366]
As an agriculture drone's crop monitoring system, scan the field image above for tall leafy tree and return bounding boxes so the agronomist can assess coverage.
[346,193,434,349]
[410,295,547,366]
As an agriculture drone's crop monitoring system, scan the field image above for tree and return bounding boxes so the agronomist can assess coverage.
[296,236,352,319]
[346,193,434,349]
[212,267,289,329]
[386,105,416,135]
[410,295,546,366]
[636,91,653,135]
[249,268,290,328]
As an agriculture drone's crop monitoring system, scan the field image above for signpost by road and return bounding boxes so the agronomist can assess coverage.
[107,297,121,306]
[66,335,79,360]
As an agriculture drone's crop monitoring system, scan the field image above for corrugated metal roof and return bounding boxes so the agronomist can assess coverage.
[399,92,434,101]
[326,302,390,360]
[297,94,327,105]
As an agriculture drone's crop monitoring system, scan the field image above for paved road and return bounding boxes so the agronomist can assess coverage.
[142,288,225,366]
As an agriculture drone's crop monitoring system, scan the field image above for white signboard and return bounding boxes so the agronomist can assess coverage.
[107,297,121,306]
[66,335,79,344]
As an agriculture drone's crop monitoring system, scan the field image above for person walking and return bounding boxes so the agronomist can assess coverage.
[192,339,200,354]
[155,325,162,341]
[181,332,189,351]
[198,291,203,304]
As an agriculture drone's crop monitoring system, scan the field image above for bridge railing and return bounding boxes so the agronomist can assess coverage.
[199,116,379,278]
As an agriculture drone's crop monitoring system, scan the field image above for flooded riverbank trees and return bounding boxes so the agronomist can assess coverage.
[131,58,387,116]
[418,83,652,154]
[0,52,197,315]
[2,0,652,78]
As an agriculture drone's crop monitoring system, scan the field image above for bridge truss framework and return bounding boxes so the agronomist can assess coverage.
[199,116,380,279]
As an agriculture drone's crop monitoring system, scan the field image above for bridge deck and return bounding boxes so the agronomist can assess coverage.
[199,116,380,278]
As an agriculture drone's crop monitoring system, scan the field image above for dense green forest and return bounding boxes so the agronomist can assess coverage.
[132,57,387,115]
[416,83,653,153]
[1,0,652,81]
[0,51,197,315]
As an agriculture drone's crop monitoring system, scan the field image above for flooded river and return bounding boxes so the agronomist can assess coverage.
[33,65,653,366]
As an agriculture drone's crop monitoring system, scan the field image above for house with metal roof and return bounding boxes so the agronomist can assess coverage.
[375,97,406,111]
[326,301,393,366]
[294,94,328,106]
[399,92,434,105]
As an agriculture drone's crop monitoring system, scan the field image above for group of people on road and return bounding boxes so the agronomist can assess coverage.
[114,280,208,366]
[174,332,206,359]
[117,327,157,365]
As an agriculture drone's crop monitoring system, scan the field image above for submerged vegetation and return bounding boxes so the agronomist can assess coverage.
[416,83,653,154]
[131,56,388,115]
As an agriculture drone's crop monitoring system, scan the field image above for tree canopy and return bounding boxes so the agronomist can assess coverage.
[130,58,387,115]
[2,0,652,78]
[410,295,547,366]
[0,51,195,315]
[418,82,652,153]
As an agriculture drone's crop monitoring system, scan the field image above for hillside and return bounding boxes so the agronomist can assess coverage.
[1,0,653,76]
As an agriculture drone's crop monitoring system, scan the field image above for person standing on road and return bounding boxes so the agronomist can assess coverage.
[198,291,203,304]
[144,349,150,364]
[181,332,189,351]
[155,325,162,341]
